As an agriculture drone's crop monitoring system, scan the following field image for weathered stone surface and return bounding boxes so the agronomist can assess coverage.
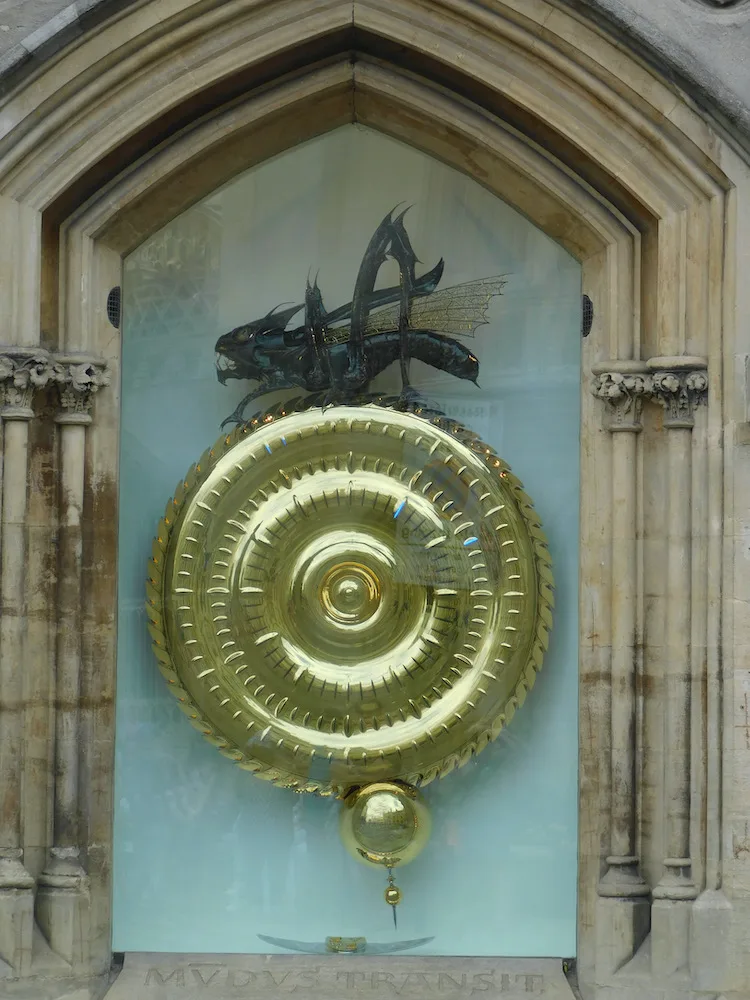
[103,955,575,1000]
[0,0,748,148]
[0,972,113,999]
[0,0,745,998]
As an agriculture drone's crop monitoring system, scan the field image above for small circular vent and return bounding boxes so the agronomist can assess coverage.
[106,286,122,329]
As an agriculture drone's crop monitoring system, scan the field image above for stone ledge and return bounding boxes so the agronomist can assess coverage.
[0,971,114,1000]
[102,954,576,1000]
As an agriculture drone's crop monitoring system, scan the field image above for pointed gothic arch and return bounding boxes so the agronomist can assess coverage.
[0,3,743,998]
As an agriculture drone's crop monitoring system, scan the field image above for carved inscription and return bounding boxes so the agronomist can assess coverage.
[142,965,547,995]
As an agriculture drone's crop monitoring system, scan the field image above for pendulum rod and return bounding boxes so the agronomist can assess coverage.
[385,866,401,929]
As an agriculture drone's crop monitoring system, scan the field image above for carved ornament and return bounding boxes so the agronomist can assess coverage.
[649,370,708,429]
[0,349,60,418]
[591,371,650,431]
[592,362,709,431]
[0,348,110,422]
[54,357,111,423]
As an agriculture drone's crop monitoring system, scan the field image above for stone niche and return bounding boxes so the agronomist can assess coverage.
[0,1,747,999]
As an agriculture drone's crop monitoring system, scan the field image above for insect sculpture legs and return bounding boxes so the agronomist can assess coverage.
[304,277,334,392]
[220,374,297,430]
[389,210,419,398]
[345,209,420,399]
[346,213,394,391]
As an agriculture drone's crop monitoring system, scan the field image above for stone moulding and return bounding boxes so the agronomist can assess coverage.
[0,0,741,998]
[647,357,710,429]
[591,360,709,431]
[0,348,109,418]
[590,367,651,432]
[0,348,59,416]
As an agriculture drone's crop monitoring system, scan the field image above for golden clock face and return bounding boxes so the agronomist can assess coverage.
[146,398,552,796]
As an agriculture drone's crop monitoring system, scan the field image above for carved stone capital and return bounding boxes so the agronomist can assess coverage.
[54,355,111,424]
[649,369,708,429]
[0,349,111,423]
[591,370,650,432]
[0,348,59,420]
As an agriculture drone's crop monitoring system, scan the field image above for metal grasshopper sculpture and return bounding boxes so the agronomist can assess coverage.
[215,209,506,428]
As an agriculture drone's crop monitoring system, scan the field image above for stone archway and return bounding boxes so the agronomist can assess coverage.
[0,3,742,997]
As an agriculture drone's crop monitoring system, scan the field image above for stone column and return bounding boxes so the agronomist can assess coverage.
[591,366,651,978]
[648,362,707,976]
[36,359,109,974]
[0,350,57,975]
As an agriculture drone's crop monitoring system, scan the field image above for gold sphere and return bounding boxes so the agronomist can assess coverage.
[339,782,431,869]
[385,885,402,906]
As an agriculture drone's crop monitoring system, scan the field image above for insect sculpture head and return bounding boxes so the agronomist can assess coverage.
[214,302,302,384]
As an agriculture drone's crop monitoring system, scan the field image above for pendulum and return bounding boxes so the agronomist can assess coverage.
[147,396,553,940]
[339,782,431,926]
[385,867,402,929]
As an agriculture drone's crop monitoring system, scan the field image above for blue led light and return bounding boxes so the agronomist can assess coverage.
[393,499,407,519]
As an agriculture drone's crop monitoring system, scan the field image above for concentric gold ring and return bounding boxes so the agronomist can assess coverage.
[320,563,381,624]
[146,396,553,795]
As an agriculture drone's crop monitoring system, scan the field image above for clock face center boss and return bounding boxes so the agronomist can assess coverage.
[146,398,553,921]
[319,562,382,626]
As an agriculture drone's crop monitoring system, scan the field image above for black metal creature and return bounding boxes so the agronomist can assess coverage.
[215,209,505,428]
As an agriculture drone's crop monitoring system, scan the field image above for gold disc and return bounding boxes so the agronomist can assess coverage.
[146,397,553,795]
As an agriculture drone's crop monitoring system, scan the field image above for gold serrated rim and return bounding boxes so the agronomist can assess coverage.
[145,394,554,796]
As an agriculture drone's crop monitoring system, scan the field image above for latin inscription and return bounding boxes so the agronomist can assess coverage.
[143,966,546,995]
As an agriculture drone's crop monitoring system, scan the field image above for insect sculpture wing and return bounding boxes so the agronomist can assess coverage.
[325,276,507,344]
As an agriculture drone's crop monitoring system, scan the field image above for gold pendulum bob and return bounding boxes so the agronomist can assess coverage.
[385,871,402,929]
[339,781,432,926]
[146,397,553,925]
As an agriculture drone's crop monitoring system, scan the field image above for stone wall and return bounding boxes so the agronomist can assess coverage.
[0,2,747,999]
[0,0,748,146]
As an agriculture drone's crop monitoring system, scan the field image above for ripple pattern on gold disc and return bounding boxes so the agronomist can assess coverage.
[146,398,553,795]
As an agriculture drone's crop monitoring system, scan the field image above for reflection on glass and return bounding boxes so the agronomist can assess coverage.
[115,124,581,957]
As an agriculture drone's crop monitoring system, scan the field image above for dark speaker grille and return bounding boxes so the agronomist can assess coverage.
[581,294,593,338]
[107,286,122,329]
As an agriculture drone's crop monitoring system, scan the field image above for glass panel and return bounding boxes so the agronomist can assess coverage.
[114,125,580,957]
